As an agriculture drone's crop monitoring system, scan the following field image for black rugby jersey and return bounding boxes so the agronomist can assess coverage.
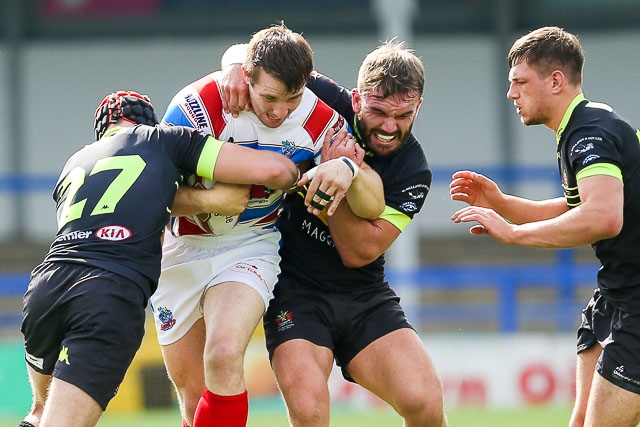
[557,94,640,313]
[276,73,432,292]
[43,125,218,299]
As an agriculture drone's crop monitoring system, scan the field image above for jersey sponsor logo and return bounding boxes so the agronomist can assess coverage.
[612,365,640,388]
[407,190,426,199]
[189,76,227,135]
[301,218,335,247]
[400,201,418,213]
[571,138,599,155]
[403,183,430,192]
[157,306,177,332]
[183,92,209,130]
[582,154,601,165]
[54,230,93,242]
[231,263,269,291]
[95,225,132,241]
[331,115,346,134]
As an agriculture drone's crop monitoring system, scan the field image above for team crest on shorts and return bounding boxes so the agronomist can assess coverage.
[158,306,177,331]
[275,310,294,332]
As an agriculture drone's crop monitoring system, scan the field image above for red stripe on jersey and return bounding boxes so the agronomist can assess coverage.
[303,99,342,146]
[176,217,213,235]
[254,208,279,227]
[190,75,227,137]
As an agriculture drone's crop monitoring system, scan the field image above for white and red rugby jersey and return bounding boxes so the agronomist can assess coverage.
[162,72,347,236]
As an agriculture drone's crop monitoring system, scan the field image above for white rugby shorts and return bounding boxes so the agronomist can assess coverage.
[150,230,280,345]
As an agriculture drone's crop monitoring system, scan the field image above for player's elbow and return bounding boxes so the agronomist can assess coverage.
[341,256,369,269]
[263,160,297,189]
[339,248,379,268]
[350,201,384,221]
[599,214,623,239]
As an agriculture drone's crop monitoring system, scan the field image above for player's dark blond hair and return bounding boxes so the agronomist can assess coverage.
[357,40,424,101]
[508,26,584,86]
[245,22,313,94]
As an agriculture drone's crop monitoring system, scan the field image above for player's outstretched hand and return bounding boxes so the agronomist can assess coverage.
[450,170,504,209]
[450,205,516,244]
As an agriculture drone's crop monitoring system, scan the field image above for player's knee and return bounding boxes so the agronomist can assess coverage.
[394,385,446,426]
[279,371,326,401]
[184,383,206,405]
[169,367,200,391]
[203,339,244,370]
[286,392,327,424]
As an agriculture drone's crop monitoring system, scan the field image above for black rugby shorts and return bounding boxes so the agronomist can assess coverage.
[21,262,146,409]
[263,278,414,382]
[577,288,640,394]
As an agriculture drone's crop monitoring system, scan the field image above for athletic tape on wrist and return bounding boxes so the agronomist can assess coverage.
[339,156,359,178]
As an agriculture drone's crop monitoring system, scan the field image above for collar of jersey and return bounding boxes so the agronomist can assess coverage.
[101,127,125,140]
[352,117,374,157]
[556,93,586,144]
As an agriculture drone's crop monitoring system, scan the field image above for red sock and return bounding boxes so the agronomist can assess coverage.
[193,389,248,427]
[182,419,190,427]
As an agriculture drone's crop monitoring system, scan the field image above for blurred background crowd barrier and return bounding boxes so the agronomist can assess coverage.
[0,0,639,417]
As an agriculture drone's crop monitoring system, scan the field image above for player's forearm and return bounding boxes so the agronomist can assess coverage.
[496,195,568,225]
[171,185,212,216]
[508,194,621,248]
[171,184,248,216]
[510,213,614,248]
[255,153,300,190]
[214,143,299,190]
[344,164,385,220]
[328,204,392,267]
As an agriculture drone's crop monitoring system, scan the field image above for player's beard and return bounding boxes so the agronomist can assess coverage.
[356,119,412,158]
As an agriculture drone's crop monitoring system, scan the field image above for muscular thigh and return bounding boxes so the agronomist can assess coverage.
[587,372,640,426]
[202,280,266,346]
[161,318,206,387]
[334,286,413,381]
[271,339,335,389]
[347,328,439,402]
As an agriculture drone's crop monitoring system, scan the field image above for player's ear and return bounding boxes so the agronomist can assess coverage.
[550,70,565,94]
[242,65,251,85]
[351,88,362,113]
[414,97,423,119]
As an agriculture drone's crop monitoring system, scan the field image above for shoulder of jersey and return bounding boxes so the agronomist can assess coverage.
[168,74,229,135]
[288,88,345,144]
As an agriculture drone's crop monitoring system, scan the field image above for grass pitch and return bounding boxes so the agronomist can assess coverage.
[0,404,573,426]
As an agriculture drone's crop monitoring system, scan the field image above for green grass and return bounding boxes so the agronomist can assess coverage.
[1,404,573,427]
